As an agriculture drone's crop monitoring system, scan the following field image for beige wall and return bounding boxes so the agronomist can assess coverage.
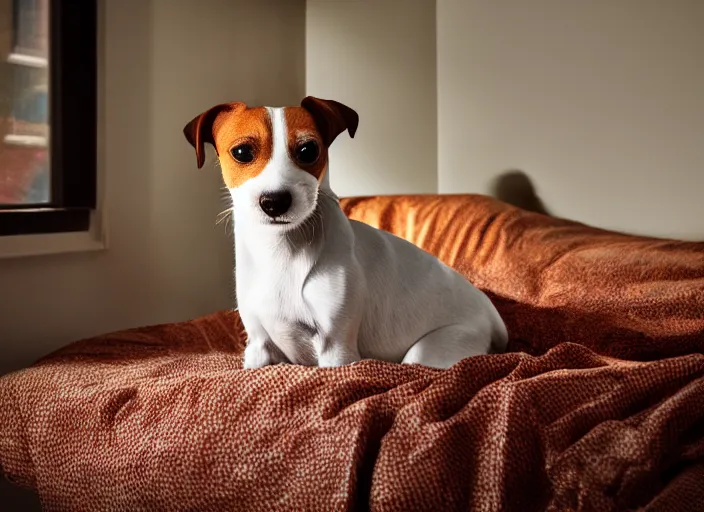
[306,0,437,197]
[0,0,305,376]
[438,0,704,240]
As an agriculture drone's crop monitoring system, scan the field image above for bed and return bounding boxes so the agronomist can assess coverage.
[1,194,703,511]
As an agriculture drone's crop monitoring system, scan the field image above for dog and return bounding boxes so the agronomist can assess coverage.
[183,96,508,369]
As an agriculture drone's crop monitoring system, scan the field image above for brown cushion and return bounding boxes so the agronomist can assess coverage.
[2,194,703,511]
[341,194,704,359]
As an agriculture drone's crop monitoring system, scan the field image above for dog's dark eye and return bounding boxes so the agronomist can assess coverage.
[230,144,255,163]
[295,140,320,165]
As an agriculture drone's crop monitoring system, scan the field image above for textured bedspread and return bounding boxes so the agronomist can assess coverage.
[1,194,703,511]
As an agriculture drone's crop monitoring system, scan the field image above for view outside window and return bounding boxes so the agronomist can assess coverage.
[0,0,50,205]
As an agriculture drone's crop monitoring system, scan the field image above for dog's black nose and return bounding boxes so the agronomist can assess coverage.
[259,191,292,218]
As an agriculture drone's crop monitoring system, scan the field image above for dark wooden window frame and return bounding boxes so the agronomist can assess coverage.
[0,0,97,237]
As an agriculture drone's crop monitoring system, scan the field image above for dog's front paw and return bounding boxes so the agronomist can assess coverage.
[243,343,274,370]
[318,347,361,368]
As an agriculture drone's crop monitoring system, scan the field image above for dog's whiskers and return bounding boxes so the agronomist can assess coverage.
[302,211,316,245]
[216,207,234,227]
[216,207,233,220]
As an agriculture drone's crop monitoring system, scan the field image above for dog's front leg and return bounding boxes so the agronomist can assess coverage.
[242,317,288,369]
[304,267,363,368]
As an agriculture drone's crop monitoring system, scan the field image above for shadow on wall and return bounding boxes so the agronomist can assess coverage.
[491,170,551,216]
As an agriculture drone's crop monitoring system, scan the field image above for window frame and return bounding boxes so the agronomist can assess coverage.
[0,0,97,237]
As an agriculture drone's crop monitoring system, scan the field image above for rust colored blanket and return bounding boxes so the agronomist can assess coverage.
[2,194,704,511]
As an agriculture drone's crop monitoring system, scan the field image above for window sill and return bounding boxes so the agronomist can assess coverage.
[3,134,48,148]
[7,52,48,68]
[0,210,107,259]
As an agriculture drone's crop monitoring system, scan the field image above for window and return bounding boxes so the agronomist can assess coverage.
[0,0,97,236]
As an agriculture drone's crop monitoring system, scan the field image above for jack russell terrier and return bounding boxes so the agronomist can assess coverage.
[183,97,508,369]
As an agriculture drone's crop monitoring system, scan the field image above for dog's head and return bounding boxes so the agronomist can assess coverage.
[183,97,358,228]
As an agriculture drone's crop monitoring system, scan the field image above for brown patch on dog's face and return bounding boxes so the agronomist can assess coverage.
[283,107,327,181]
[184,97,357,189]
[211,106,273,188]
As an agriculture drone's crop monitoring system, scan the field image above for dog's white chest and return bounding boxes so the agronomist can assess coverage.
[236,249,318,364]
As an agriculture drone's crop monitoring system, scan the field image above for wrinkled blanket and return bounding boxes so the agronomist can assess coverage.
[2,194,704,512]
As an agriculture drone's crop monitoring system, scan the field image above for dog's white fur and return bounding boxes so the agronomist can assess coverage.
[220,106,508,370]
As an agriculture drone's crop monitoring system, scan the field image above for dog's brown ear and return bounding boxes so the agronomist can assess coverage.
[301,96,359,147]
[183,103,243,168]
